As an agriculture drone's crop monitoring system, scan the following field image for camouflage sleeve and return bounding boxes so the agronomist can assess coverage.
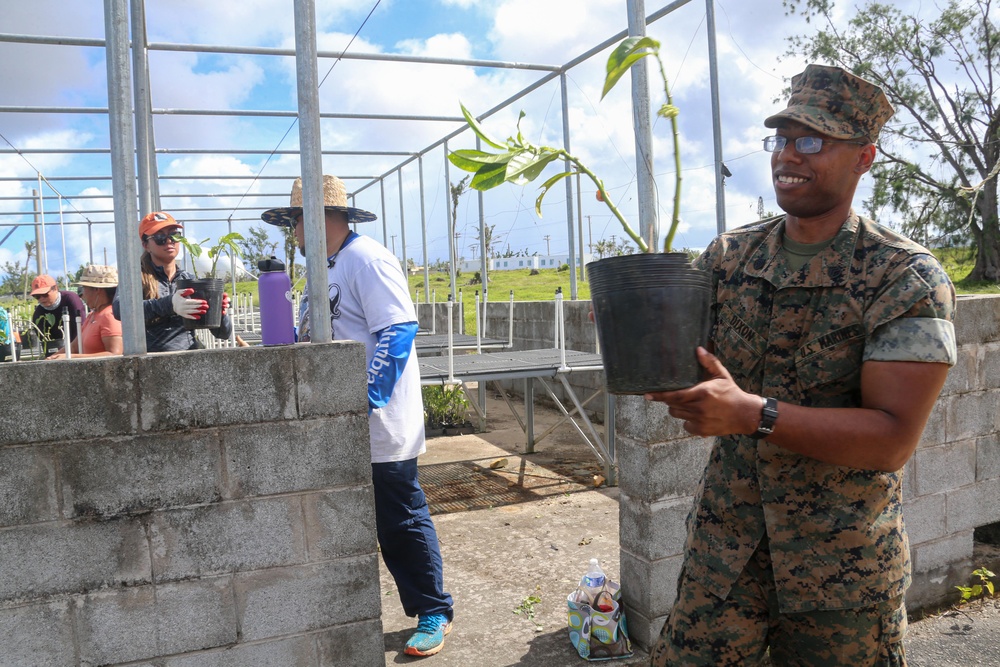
[693,238,723,342]
[864,253,957,365]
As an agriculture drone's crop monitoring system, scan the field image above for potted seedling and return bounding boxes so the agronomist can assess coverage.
[449,36,711,393]
[174,232,244,330]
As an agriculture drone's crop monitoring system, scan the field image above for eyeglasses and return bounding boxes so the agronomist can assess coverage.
[762,135,868,154]
[146,231,181,246]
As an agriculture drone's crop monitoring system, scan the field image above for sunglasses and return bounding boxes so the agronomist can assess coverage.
[33,287,57,300]
[146,231,182,246]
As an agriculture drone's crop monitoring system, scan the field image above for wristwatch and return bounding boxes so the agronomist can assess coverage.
[750,396,778,439]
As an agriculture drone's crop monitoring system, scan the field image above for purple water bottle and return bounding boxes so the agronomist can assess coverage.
[257,257,295,346]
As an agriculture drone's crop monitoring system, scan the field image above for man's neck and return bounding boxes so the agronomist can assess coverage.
[325,222,352,256]
[783,203,853,244]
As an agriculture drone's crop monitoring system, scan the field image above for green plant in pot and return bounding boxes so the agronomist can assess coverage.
[174,232,244,331]
[448,36,711,394]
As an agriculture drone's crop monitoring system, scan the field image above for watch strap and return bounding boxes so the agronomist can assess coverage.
[750,396,778,439]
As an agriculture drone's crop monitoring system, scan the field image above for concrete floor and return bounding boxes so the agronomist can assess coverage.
[378,390,1000,666]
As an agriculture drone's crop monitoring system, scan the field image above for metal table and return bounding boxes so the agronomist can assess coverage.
[420,348,616,484]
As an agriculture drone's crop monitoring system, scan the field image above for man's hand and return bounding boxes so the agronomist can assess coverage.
[171,288,207,320]
[644,347,761,437]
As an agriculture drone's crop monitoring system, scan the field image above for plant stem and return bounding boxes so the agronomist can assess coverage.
[562,153,650,253]
[654,52,682,254]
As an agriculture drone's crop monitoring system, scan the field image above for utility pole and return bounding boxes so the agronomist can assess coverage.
[543,234,551,255]
[390,234,397,257]
[454,232,461,263]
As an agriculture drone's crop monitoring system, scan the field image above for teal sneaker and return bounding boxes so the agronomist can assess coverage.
[404,613,452,657]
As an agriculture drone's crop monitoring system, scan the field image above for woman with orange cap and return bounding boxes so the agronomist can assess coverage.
[112,212,231,352]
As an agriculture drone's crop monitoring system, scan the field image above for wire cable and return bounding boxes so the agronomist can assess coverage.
[226,0,382,221]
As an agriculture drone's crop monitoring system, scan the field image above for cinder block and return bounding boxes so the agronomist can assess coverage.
[917,398,948,448]
[941,345,975,395]
[910,530,974,574]
[619,548,683,620]
[979,342,1000,390]
[0,600,75,666]
[234,556,382,642]
[59,431,221,519]
[900,460,916,501]
[945,390,1000,443]
[618,491,691,562]
[953,295,1000,347]
[162,635,316,667]
[0,357,138,446]
[978,433,1000,481]
[294,341,368,419]
[302,486,378,560]
[615,395,688,444]
[914,440,977,496]
[946,477,1000,533]
[76,578,237,666]
[149,497,306,582]
[616,434,711,503]
[0,446,57,526]
[903,492,947,545]
[316,619,387,666]
[223,416,370,499]
[621,606,667,654]
[138,346,298,432]
[0,519,149,604]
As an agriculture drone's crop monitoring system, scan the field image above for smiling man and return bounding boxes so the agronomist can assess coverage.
[645,65,958,666]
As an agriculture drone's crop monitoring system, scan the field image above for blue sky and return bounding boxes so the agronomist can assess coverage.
[0,0,932,282]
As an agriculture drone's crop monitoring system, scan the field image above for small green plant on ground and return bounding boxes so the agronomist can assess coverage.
[422,384,472,430]
[514,591,543,631]
[955,567,996,604]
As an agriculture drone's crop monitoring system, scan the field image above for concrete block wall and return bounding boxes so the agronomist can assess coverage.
[414,301,464,335]
[482,299,606,417]
[0,343,384,667]
[613,293,1000,650]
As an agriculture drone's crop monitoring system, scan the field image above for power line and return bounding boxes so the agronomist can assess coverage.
[226,0,383,222]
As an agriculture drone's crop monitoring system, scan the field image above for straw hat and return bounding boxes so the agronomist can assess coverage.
[74,265,119,288]
[260,175,377,228]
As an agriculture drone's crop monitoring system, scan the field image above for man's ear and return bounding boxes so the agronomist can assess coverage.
[855,144,877,174]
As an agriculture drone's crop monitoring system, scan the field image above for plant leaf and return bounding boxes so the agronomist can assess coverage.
[505,149,562,185]
[459,102,507,151]
[533,171,574,216]
[470,161,511,191]
[448,149,517,173]
[602,36,661,99]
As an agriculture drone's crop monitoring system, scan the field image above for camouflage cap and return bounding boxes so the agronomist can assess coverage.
[764,64,894,143]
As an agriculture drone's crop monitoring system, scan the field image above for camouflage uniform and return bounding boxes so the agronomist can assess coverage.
[650,211,957,666]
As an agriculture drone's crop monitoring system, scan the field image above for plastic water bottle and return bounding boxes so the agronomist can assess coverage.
[580,558,606,605]
[257,257,295,346]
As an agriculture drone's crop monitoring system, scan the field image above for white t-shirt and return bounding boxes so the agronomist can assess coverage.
[303,234,426,463]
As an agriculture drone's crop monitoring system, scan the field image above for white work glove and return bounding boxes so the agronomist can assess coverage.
[171,288,207,320]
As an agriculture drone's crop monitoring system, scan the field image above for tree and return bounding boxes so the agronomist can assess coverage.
[784,0,1000,281]
[238,225,280,276]
[280,225,299,283]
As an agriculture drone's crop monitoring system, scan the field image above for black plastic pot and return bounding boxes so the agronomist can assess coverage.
[176,277,225,330]
[587,252,711,395]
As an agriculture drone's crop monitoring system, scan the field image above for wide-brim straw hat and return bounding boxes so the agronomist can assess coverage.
[260,175,377,227]
[74,264,119,288]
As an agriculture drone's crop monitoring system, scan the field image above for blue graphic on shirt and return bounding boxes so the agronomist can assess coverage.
[368,322,418,412]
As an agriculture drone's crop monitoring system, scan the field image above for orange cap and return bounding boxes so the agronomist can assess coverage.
[30,274,57,296]
[139,212,182,239]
